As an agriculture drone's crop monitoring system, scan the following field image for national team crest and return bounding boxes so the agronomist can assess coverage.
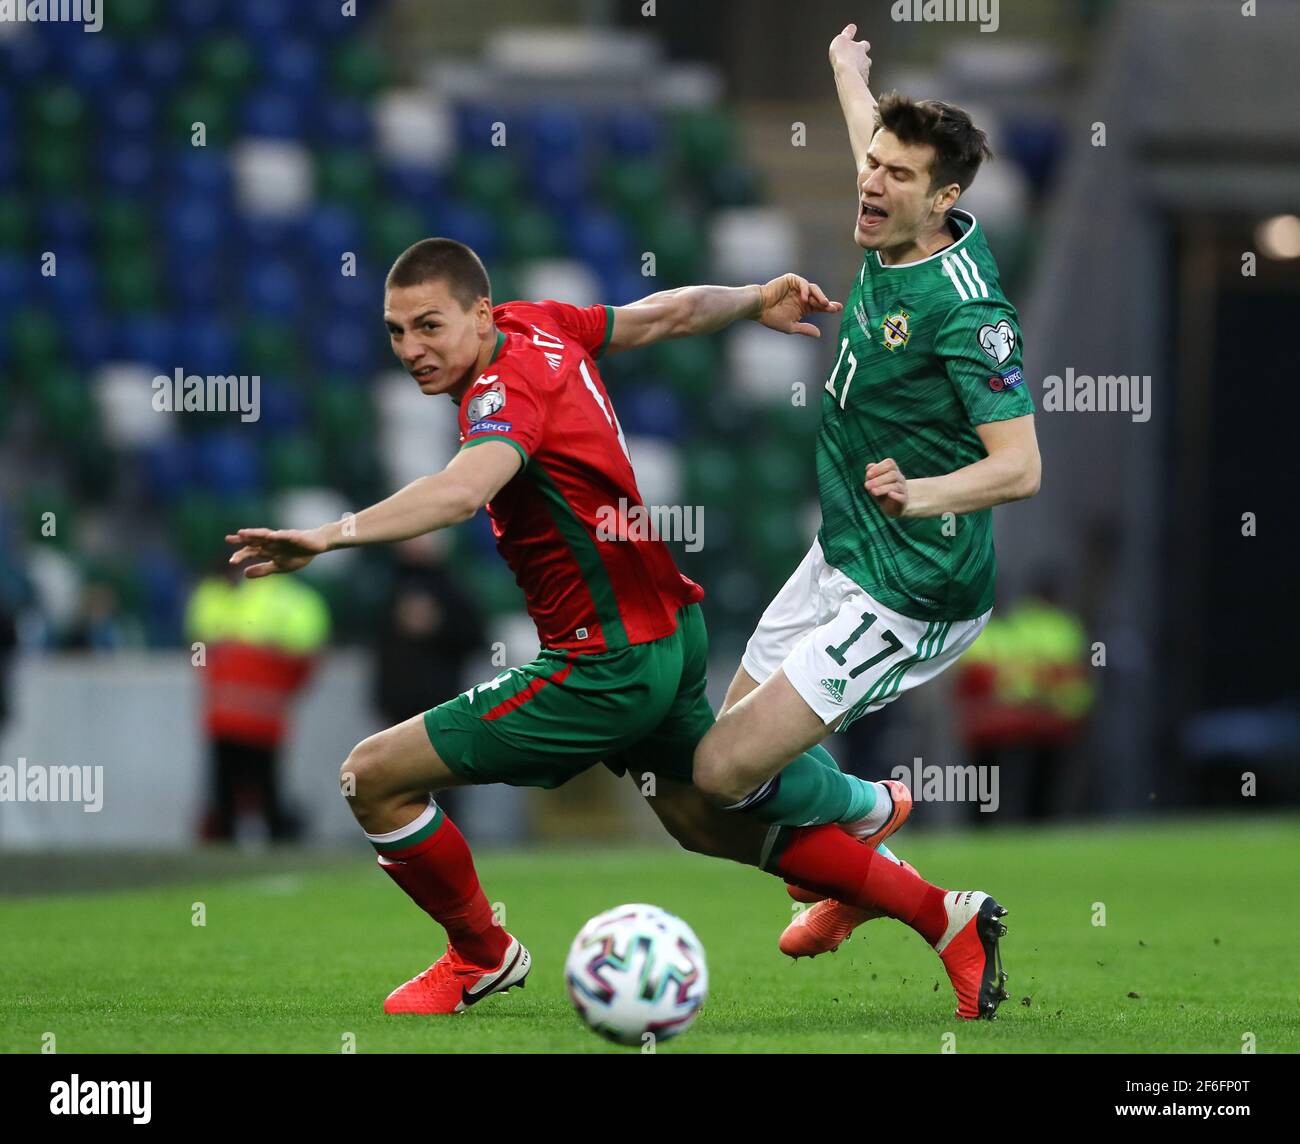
[881,309,911,351]
[466,380,506,423]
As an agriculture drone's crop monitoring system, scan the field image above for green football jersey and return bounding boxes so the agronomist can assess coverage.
[815,209,1034,622]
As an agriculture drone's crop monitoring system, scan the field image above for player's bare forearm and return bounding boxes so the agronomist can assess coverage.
[317,472,482,550]
[903,449,1041,518]
[609,276,839,352]
[829,24,876,172]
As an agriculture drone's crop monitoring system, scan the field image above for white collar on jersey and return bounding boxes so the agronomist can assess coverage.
[871,208,979,271]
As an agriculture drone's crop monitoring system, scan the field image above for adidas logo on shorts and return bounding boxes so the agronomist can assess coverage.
[820,678,847,704]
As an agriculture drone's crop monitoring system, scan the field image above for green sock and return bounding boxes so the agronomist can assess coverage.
[733,746,878,828]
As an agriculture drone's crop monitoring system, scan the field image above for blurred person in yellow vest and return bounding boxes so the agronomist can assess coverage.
[955,576,1093,820]
[185,557,331,843]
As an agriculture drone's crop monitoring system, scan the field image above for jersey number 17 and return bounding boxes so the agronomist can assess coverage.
[825,337,857,410]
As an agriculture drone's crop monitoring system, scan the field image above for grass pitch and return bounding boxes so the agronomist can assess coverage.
[3,818,1297,1053]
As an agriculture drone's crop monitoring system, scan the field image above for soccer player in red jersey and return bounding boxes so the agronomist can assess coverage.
[228,239,1005,1021]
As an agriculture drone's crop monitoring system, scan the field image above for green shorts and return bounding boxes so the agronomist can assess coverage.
[423,603,714,790]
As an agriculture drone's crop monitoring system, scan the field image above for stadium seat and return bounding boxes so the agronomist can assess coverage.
[519,260,600,309]
[231,138,314,218]
[375,90,456,170]
[94,362,171,449]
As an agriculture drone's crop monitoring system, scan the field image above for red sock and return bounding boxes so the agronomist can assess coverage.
[774,825,949,946]
[372,807,510,968]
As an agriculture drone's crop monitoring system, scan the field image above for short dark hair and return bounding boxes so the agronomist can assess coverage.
[386,237,491,309]
[874,92,993,194]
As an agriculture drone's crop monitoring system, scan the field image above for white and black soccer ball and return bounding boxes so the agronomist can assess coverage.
[564,903,709,1047]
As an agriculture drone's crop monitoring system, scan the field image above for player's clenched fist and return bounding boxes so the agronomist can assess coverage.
[755,273,842,338]
[829,22,871,80]
[865,458,908,517]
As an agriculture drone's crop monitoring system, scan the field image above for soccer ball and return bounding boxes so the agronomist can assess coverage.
[564,903,709,1046]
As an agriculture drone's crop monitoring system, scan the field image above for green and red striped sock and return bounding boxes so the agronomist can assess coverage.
[366,800,509,968]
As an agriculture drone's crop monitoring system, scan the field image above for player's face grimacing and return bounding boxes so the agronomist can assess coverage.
[855,130,957,254]
[384,279,494,400]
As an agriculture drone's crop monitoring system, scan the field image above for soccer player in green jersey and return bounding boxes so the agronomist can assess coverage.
[689,24,1041,1018]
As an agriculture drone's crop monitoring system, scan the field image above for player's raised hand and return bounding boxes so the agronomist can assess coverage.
[865,458,908,517]
[829,22,871,80]
[755,273,842,338]
[226,526,328,578]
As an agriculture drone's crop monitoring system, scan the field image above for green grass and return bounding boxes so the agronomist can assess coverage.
[3,818,1298,1053]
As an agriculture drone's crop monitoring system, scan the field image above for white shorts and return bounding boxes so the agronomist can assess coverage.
[740,538,991,731]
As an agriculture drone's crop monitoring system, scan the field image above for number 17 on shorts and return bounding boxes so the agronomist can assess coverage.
[783,590,989,732]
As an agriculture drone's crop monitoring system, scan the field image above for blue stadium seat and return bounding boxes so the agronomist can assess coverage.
[456,105,504,153]
[617,387,684,440]
[327,266,382,315]
[173,0,225,38]
[321,318,378,376]
[385,164,448,211]
[105,87,158,139]
[100,139,159,193]
[170,147,233,200]
[257,379,310,432]
[235,0,296,37]
[40,199,93,248]
[66,306,112,371]
[606,108,660,158]
[436,203,500,264]
[534,158,591,218]
[241,88,309,140]
[114,315,174,372]
[566,208,628,280]
[530,107,586,164]
[136,37,186,91]
[304,203,364,266]
[246,258,304,319]
[140,439,197,502]
[44,251,96,311]
[318,96,372,148]
[66,32,122,94]
[1,31,52,81]
[0,257,24,315]
[195,432,263,496]
[262,37,323,96]
[183,317,237,377]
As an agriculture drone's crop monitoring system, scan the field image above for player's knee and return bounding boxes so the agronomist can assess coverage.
[340,734,390,814]
[691,739,746,805]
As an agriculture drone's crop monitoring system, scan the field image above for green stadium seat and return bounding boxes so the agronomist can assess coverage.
[670,109,737,178]
[170,87,234,146]
[331,40,390,99]
[30,84,89,135]
[0,193,32,251]
[97,198,153,255]
[316,147,380,211]
[240,318,302,376]
[104,0,160,37]
[453,153,520,217]
[368,203,427,267]
[650,336,715,396]
[9,307,61,381]
[265,434,326,491]
[639,214,702,285]
[27,137,85,194]
[102,251,161,314]
[36,368,101,450]
[600,158,670,234]
[196,36,257,94]
[501,205,562,263]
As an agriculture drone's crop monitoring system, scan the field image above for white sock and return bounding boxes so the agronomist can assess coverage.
[849,782,893,834]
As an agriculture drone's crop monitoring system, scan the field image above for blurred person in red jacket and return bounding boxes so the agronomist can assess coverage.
[185,557,331,842]
[954,577,1093,822]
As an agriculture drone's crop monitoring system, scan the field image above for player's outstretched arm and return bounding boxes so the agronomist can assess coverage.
[227,441,522,577]
[605,274,842,354]
[829,23,877,175]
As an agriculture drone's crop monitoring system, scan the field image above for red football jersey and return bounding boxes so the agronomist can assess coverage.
[456,299,703,654]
